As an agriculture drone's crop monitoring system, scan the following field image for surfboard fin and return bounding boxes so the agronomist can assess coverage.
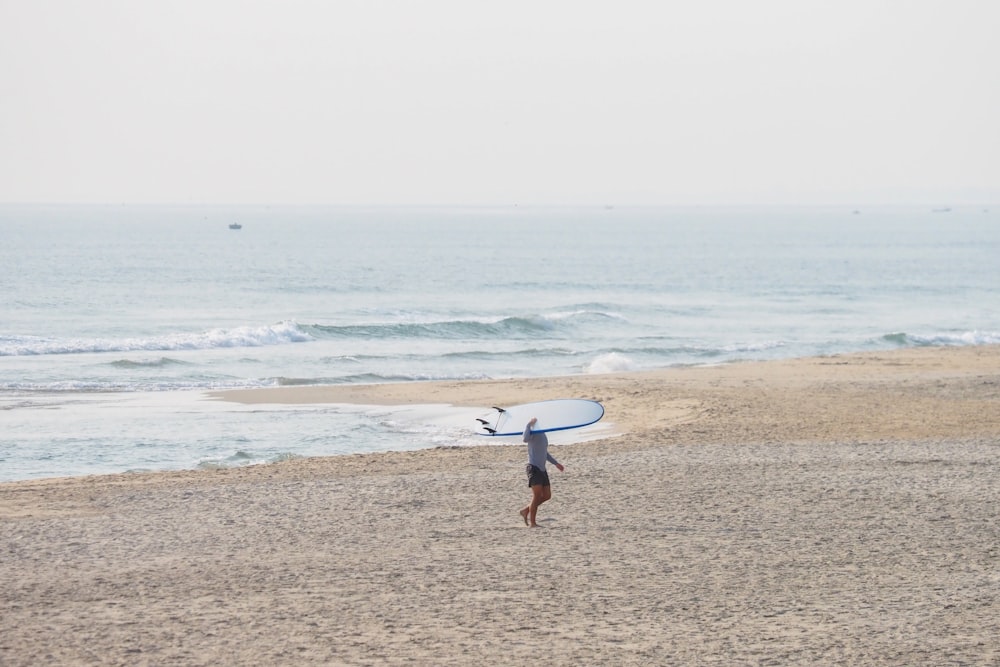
[483,427,496,434]
[492,406,506,413]
[476,418,489,425]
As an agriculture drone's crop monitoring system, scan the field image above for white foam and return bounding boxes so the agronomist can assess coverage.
[585,352,637,374]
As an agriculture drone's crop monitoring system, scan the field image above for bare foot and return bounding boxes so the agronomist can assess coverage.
[519,508,529,526]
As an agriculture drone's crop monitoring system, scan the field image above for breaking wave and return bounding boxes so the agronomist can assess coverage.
[0,321,313,357]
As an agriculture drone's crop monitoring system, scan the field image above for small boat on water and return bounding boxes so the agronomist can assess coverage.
[229,223,242,230]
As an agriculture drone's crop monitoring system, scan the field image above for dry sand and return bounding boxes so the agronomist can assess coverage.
[2,345,999,666]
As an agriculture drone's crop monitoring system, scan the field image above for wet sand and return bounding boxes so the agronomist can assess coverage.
[2,346,998,665]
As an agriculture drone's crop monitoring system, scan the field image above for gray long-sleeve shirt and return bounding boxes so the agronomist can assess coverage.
[524,424,560,470]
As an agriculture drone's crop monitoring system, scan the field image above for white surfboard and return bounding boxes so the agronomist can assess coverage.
[475,399,605,437]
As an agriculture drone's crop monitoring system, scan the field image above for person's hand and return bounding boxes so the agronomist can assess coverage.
[528,417,537,427]
[556,463,565,472]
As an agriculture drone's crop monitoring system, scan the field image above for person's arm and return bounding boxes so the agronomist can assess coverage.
[547,452,565,472]
[523,417,537,442]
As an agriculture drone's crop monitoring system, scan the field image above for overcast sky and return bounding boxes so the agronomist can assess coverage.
[1,1,997,206]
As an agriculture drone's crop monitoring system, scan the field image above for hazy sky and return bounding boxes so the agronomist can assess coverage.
[1,1,997,205]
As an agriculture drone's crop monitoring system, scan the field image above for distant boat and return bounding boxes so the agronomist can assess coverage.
[228,223,242,230]
[931,207,951,213]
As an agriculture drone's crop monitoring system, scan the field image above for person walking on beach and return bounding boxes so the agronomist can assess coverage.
[520,417,564,527]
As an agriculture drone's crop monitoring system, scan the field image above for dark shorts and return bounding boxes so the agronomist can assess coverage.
[526,464,550,488]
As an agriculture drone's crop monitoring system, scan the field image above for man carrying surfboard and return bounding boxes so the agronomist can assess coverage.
[519,417,564,527]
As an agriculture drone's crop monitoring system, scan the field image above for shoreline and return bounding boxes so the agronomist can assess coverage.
[3,344,999,665]
[209,344,1000,443]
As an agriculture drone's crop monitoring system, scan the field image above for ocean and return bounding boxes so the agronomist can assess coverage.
[2,204,997,482]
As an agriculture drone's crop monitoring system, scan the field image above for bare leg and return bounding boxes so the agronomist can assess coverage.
[525,484,549,527]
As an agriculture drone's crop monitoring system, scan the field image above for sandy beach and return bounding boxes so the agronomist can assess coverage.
[2,345,999,666]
